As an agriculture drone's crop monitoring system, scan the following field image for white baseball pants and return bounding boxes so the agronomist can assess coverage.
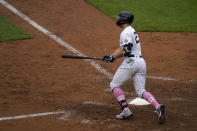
[110,57,146,97]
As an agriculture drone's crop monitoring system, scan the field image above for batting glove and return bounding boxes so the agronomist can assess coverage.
[103,56,115,63]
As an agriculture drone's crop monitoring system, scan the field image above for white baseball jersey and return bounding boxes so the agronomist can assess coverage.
[120,26,142,58]
[110,26,147,97]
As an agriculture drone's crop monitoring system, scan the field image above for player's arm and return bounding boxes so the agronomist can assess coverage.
[111,48,124,59]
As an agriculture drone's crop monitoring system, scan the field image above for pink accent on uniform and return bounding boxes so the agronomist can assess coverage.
[117,95,125,101]
[113,87,125,101]
[142,91,160,109]
[122,102,129,111]
[113,87,129,111]
[122,102,127,106]
[124,107,129,111]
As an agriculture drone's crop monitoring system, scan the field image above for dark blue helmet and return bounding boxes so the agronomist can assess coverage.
[116,11,134,27]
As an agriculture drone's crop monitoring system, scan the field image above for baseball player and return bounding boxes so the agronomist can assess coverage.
[103,11,165,124]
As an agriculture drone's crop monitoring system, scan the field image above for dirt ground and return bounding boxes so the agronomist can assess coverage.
[0,0,197,131]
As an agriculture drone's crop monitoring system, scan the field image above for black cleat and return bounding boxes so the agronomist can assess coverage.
[155,104,166,124]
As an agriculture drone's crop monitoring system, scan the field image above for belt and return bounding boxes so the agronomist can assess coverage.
[127,54,143,58]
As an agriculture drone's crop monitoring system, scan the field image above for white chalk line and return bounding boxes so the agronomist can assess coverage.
[0,0,196,122]
[146,75,178,81]
[0,111,65,121]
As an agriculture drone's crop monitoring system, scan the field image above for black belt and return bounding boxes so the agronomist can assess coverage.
[127,54,143,58]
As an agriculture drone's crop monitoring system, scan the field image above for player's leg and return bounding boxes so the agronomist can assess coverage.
[132,58,159,108]
[142,91,160,109]
[142,90,165,124]
[133,73,165,124]
[132,58,147,98]
[110,66,133,119]
[133,58,165,124]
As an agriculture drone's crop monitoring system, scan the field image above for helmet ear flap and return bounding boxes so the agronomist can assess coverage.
[116,19,124,27]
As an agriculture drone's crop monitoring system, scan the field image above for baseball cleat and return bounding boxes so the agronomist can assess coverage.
[116,108,133,120]
[155,104,166,124]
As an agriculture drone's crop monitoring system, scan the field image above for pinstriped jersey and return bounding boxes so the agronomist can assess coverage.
[119,26,142,57]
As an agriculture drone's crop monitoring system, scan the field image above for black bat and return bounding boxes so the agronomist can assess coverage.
[61,54,103,61]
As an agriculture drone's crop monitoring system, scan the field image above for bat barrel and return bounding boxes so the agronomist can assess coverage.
[61,54,103,60]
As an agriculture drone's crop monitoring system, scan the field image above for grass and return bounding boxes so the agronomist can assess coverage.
[85,0,197,32]
[0,14,33,43]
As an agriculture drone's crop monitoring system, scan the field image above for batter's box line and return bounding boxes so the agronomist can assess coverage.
[0,0,196,83]
[0,110,65,121]
[147,75,197,83]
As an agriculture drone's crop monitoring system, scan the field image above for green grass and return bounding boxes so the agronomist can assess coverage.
[0,14,33,43]
[85,0,197,32]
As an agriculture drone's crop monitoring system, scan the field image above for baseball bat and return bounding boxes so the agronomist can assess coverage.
[61,54,103,61]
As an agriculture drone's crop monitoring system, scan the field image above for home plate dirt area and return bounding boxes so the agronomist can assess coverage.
[0,0,197,131]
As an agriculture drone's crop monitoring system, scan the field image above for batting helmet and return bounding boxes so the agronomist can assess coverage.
[116,11,134,27]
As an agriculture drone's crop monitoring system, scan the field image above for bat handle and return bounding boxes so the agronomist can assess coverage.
[94,57,104,60]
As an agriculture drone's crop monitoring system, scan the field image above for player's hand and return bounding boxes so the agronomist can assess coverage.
[103,56,115,63]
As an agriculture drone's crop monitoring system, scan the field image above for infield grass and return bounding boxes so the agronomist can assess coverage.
[0,14,33,43]
[85,0,197,32]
